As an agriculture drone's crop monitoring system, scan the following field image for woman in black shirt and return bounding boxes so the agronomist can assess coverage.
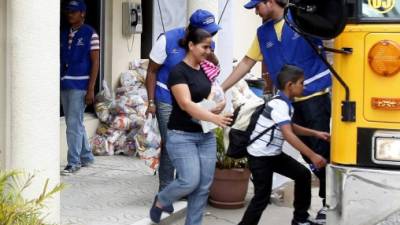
[149,28,232,225]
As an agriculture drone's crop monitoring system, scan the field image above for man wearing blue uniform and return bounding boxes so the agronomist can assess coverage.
[221,0,330,224]
[61,0,99,175]
[145,9,221,191]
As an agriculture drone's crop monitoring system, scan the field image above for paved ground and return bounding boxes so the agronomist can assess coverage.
[171,187,322,225]
[61,154,322,225]
[61,156,157,225]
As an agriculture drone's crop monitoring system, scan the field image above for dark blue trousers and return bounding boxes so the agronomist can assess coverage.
[292,93,331,203]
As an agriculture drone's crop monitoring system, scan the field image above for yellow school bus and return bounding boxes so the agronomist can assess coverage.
[288,0,400,224]
[329,1,400,224]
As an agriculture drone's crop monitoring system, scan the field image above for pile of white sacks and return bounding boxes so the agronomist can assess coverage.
[91,59,161,171]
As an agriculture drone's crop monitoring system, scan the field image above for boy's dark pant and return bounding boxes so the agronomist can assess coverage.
[292,93,331,204]
[239,153,311,225]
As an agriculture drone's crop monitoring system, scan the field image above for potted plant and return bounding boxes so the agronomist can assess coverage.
[209,128,251,209]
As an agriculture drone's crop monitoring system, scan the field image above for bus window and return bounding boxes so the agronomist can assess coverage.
[362,0,400,19]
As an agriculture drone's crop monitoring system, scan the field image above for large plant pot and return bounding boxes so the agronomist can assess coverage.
[209,168,251,209]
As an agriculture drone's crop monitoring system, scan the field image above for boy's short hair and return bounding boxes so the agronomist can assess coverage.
[276,64,304,90]
[275,0,288,8]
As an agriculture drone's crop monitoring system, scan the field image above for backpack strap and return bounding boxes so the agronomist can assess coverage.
[267,127,275,146]
[247,94,291,147]
[247,124,276,146]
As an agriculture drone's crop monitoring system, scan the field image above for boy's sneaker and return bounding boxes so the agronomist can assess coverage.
[61,165,80,176]
[292,218,319,225]
[315,206,327,224]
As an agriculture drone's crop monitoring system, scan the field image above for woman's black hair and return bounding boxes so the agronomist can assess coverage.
[276,64,304,90]
[179,26,212,51]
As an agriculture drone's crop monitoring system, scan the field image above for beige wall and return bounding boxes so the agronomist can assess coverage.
[188,0,218,19]
[233,0,262,77]
[0,0,5,169]
[110,0,141,90]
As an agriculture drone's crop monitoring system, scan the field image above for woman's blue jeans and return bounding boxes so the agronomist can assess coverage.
[158,129,216,225]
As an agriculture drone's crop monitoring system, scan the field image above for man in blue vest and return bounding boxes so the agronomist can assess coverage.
[145,9,221,192]
[60,0,99,175]
[221,0,330,224]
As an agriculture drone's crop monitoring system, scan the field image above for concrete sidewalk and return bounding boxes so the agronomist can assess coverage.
[61,156,161,225]
[170,186,322,225]
[61,155,322,225]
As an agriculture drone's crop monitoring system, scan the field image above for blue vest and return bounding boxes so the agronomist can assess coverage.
[60,24,94,90]
[155,28,187,104]
[257,16,331,96]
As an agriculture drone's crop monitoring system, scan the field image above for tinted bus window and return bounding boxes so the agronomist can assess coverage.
[362,0,400,18]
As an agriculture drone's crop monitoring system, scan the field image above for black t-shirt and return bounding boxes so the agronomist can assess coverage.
[167,61,212,132]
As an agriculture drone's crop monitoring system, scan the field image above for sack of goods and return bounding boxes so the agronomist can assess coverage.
[224,80,266,159]
[91,59,161,171]
[134,114,161,171]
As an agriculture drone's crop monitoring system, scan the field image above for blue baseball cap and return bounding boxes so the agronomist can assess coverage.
[65,0,86,12]
[189,9,221,34]
[244,0,264,9]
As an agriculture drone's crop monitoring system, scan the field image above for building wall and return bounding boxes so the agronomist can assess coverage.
[187,0,218,21]
[233,0,262,77]
[110,0,142,90]
[0,0,6,169]
[152,0,187,45]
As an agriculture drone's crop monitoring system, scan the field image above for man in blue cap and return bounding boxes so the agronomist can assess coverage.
[145,9,221,192]
[60,0,99,175]
[221,0,331,224]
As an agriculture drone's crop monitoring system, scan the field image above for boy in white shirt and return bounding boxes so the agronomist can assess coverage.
[239,65,329,225]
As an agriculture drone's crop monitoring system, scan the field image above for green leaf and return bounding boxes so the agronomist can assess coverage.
[0,170,64,225]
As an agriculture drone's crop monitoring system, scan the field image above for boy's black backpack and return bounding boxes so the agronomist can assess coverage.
[226,96,284,159]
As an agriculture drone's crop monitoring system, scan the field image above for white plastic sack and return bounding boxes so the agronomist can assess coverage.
[208,81,225,103]
[91,135,114,156]
[95,80,115,122]
[111,115,133,131]
[230,79,261,110]
[114,133,136,156]
[114,96,137,114]
[128,113,145,130]
[119,71,138,87]
[134,114,161,171]
[129,59,148,83]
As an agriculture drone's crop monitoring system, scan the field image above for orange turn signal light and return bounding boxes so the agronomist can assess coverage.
[372,97,400,110]
[368,40,400,77]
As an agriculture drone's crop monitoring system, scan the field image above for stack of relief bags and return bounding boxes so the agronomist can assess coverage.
[91,59,161,171]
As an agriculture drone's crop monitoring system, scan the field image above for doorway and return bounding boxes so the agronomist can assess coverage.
[60,0,104,116]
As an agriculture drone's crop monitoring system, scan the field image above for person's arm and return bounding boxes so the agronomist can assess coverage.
[145,60,162,115]
[280,124,327,169]
[85,49,100,105]
[221,56,256,92]
[170,84,232,127]
[145,35,167,116]
[292,124,330,142]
